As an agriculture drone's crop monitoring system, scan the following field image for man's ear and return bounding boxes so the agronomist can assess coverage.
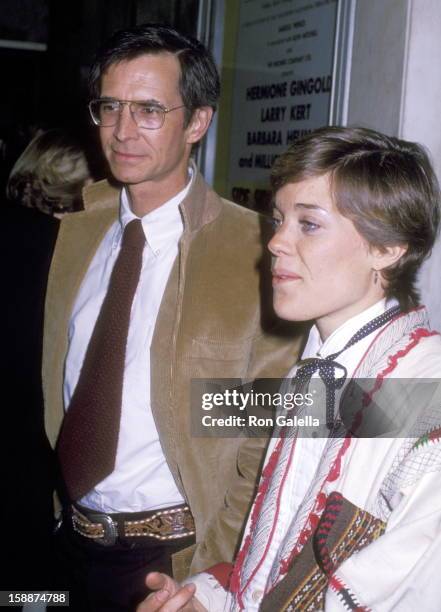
[185,107,213,145]
[371,243,407,272]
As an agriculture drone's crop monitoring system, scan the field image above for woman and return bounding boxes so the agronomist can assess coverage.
[138,127,441,611]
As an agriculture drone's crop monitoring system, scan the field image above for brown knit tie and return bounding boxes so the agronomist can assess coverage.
[57,219,145,501]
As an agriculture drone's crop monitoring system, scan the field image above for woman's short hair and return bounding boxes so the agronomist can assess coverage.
[6,129,92,216]
[270,126,441,311]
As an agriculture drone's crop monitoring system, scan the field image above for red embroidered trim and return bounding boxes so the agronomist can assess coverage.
[348,316,438,432]
[279,436,352,574]
[361,327,438,408]
[235,434,298,604]
[351,307,424,379]
[314,492,344,575]
[229,438,284,600]
[329,574,371,611]
[366,327,439,403]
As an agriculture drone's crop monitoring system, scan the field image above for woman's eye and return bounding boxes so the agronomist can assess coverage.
[271,217,282,230]
[300,220,319,233]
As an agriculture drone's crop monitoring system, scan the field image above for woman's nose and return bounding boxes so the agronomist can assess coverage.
[268,223,293,256]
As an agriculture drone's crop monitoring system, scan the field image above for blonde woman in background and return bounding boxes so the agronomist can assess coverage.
[6,129,93,217]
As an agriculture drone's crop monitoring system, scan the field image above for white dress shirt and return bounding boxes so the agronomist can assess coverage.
[64,175,193,512]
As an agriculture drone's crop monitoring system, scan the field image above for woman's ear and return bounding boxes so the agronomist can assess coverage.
[371,243,407,272]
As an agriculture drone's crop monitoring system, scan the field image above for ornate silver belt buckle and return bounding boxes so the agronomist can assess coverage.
[92,513,118,546]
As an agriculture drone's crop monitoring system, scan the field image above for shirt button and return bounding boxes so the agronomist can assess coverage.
[252,590,263,602]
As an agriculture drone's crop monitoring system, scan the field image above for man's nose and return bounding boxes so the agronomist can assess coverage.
[113,105,138,140]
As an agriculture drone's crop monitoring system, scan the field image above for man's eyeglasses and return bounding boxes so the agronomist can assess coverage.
[88,99,186,130]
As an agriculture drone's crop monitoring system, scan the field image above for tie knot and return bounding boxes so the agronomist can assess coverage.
[296,356,347,390]
[293,356,348,430]
[122,219,145,250]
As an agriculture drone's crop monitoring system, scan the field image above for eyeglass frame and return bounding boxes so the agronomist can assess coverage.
[88,98,186,130]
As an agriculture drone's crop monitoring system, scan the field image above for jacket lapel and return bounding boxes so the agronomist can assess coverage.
[149,169,222,494]
[43,182,119,447]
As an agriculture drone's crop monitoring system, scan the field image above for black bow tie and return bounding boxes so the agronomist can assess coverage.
[292,305,401,430]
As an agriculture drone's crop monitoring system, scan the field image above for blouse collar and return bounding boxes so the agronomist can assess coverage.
[302,298,399,360]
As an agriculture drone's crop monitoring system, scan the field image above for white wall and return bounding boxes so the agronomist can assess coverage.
[345,0,441,329]
[347,0,409,134]
[399,0,441,329]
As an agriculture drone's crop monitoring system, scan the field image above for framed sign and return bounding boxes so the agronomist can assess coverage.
[220,0,338,210]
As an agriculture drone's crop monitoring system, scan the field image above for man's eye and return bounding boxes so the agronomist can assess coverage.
[271,217,282,230]
[101,102,119,113]
[138,104,162,115]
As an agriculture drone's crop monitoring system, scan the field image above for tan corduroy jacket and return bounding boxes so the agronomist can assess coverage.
[42,168,301,579]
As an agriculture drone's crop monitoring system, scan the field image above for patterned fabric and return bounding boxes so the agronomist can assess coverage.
[229,436,290,599]
[328,575,370,612]
[259,493,385,611]
[413,426,441,450]
[351,307,431,380]
[374,425,441,522]
[267,435,350,590]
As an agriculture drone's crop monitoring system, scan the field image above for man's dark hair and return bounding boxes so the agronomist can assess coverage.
[89,23,220,126]
[271,126,441,311]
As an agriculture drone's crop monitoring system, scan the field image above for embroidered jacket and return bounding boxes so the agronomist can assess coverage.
[188,303,441,611]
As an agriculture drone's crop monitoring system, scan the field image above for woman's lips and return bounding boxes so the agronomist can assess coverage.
[272,269,302,285]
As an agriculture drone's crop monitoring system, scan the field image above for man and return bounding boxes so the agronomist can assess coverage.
[43,24,298,611]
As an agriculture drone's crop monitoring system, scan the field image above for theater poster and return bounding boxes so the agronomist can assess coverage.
[219,0,338,210]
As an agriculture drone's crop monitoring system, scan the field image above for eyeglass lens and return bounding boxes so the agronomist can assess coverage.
[90,100,166,129]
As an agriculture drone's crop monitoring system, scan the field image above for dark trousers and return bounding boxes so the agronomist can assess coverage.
[50,518,195,612]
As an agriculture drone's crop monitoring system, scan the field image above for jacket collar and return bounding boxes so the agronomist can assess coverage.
[82,178,120,212]
[81,160,222,232]
[179,160,222,233]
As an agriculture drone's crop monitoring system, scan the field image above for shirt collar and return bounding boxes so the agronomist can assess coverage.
[302,298,399,359]
[114,167,194,254]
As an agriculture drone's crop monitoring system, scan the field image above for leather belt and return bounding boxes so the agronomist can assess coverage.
[70,504,195,546]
